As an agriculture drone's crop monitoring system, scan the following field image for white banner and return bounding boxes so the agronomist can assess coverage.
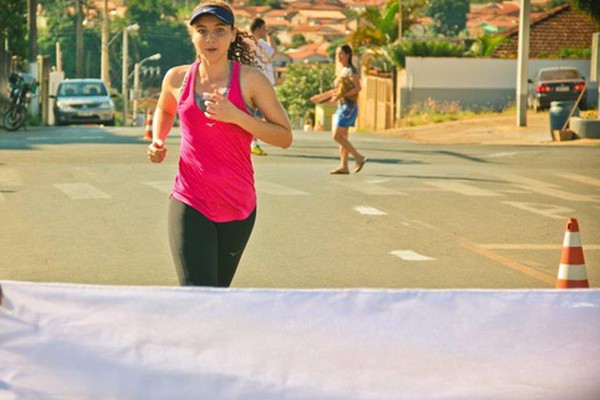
[1,280,599,399]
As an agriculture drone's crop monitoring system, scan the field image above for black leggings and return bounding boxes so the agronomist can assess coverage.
[168,197,256,287]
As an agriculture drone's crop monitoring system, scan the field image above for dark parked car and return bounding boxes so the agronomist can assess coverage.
[52,79,115,126]
[528,67,586,112]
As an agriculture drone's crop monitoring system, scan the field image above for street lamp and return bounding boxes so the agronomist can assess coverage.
[122,23,139,127]
[133,53,161,120]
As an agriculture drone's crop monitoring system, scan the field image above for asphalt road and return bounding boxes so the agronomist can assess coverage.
[1,125,599,289]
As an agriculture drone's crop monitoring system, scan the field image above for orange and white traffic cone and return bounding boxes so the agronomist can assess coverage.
[143,109,153,140]
[556,218,589,289]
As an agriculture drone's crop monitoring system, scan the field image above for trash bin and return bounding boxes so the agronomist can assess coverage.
[549,100,580,137]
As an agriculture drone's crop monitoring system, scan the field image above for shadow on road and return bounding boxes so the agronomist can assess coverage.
[0,126,166,150]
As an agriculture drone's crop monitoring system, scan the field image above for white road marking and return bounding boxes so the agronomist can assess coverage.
[256,181,309,195]
[367,179,390,184]
[353,206,387,216]
[502,201,573,220]
[500,173,600,202]
[54,183,111,199]
[390,250,435,261]
[425,181,502,196]
[485,152,519,158]
[334,181,406,195]
[142,180,173,194]
[555,172,600,187]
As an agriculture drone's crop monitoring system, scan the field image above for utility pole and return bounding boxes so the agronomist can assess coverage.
[101,0,110,88]
[516,0,531,127]
[75,0,85,78]
[121,24,139,127]
[398,0,402,42]
[56,42,62,72]
[122,28,129,126]
[27,0,38,63]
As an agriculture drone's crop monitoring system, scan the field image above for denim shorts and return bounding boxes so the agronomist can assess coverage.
[336,101,358,128]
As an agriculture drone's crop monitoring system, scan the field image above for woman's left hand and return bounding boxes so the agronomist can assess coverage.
[202,90,240,124]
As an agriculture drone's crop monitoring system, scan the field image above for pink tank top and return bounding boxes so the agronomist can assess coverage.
[172,60,255,222]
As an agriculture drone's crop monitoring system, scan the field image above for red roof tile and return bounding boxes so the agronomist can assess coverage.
[492,4,599,58]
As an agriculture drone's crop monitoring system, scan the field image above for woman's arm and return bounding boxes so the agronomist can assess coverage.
[148,65,187,163]
[203,67,292,149]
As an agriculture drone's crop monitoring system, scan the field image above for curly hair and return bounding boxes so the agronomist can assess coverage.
[190,0,257,67]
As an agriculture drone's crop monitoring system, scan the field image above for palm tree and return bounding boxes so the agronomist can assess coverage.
[348,0,427,72]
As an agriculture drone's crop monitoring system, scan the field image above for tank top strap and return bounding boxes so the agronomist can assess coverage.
[179,61,199,104]
[227,61,247,112]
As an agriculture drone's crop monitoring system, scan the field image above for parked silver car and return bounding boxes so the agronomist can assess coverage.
[52,79,115,126]
[528,67,586,112]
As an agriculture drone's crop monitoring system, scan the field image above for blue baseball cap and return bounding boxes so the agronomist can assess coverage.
[189,5,234,26]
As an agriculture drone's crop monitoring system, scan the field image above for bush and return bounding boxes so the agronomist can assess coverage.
[386,39,467,68]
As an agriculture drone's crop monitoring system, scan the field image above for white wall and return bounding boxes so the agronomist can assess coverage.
[401,57,597,112]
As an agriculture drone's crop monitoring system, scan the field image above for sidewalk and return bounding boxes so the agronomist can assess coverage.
[379,111,600,146]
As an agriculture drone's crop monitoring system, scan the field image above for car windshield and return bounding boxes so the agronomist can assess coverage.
[58,82,107,97]
[540,69,581,81]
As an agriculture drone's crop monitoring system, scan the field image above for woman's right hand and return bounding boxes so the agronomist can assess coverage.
[148,140,167,163]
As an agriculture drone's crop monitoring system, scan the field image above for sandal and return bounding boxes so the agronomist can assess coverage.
[354,157,367,173]
[329,167,350,175]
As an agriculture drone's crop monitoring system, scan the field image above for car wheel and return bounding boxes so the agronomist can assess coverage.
[105,117,115,126]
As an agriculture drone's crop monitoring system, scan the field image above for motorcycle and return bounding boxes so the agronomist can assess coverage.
[3,72,37,131]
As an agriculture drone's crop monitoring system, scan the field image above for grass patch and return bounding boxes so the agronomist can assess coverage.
[398,98,504,128]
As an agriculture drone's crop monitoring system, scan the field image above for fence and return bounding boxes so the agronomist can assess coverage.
[357,72,394,131]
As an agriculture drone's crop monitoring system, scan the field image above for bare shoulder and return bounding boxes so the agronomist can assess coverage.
[164,64,192,89]
[240,65,269,86]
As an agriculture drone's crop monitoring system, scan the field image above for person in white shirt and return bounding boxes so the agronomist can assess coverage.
[249,17,276,155]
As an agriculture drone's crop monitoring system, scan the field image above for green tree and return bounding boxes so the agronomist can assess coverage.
[276,63,335,126]
[0,0,28,58]
[347,0,427,72]
[290,34,307,49]
[126,0,175,24]
[468,34,507,57]
[426,0,469,37]
[37,0,193,88]
[569,0,600,23]
[386,39,467,68]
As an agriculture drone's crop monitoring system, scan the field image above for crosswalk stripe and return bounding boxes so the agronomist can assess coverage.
[353,206,387,216]
[425,181,502,196]
[334,181,406,195]
[555,172,600,187]
[54,183,111,199]
[499,173,600,202]
[256,181,309,195]
[142,181,173,194]
[390,250,435,261]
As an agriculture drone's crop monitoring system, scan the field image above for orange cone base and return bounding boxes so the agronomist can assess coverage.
[556,279,589,289]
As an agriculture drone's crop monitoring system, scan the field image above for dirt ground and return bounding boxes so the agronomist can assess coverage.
[379,111,600,146]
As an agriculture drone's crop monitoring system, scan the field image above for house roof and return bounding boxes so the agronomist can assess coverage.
[286,42,331,61]
[466,1,545,36]
[491,4,599,58]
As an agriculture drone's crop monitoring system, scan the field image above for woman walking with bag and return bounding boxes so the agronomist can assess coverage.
[329,44,367,175]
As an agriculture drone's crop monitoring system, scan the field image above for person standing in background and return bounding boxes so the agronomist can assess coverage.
[249,17,276,156]
[147,1,292,287]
